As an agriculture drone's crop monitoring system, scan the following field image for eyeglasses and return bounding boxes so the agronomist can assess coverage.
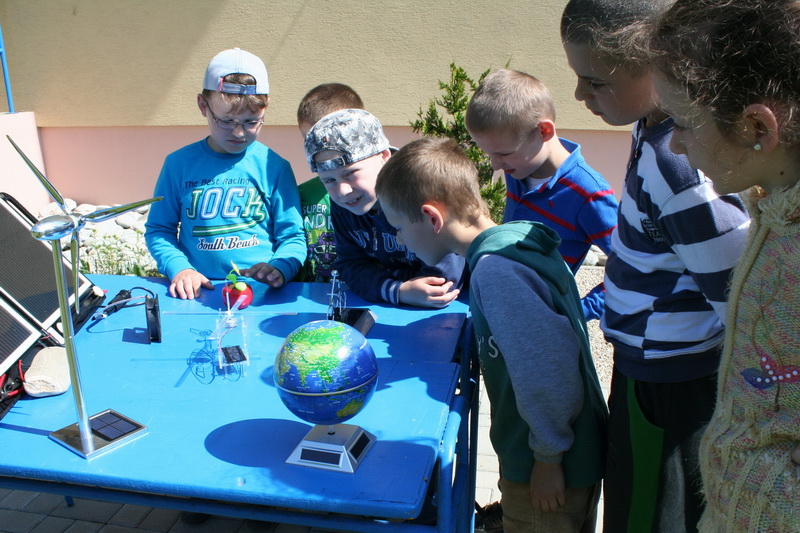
[203,98,264,131]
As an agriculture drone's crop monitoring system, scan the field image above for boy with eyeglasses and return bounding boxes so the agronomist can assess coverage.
[146,48,306,299]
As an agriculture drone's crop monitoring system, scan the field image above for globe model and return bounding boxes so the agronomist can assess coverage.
[274,320,378,426]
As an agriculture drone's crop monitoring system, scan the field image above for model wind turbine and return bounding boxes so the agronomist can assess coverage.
[7,135,160,459]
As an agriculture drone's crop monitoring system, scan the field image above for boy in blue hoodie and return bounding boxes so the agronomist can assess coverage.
[145,48,306,299]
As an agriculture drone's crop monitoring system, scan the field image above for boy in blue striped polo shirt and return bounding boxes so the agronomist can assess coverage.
[561,1,751,532]
[466,69,619,321]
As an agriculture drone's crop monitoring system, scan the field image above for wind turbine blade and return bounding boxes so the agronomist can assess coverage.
[6,135,69,214]
[83,197,163,223]
[70,234,81,314]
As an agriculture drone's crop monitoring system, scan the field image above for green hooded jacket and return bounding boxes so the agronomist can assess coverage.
[466,221,607,487]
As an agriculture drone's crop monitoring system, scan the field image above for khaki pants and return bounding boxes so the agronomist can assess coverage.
[499,478,600,533]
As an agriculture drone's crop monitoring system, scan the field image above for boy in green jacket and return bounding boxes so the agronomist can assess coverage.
[376,136,607,533]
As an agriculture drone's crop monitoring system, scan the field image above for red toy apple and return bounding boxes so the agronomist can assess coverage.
[222,280,253,310]
[222,262,254,310]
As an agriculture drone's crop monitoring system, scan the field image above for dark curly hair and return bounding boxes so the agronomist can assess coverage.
[648,0,800,146]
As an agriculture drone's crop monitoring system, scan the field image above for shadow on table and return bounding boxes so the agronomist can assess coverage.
[256,312,467,365]
[204,417,440,520]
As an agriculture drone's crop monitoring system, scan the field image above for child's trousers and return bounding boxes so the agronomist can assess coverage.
[499,477,600,533]
[602,366,717,533]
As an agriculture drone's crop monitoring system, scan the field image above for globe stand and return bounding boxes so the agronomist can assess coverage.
[287,423,375,473]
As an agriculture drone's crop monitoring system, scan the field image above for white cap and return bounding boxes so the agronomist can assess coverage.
[203,48,269,95]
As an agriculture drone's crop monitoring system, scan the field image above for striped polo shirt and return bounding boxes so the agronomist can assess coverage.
[503,138,618,273]
[602,119,751,382]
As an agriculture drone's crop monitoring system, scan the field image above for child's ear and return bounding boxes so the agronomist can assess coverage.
[538,120,556,142]
[420,203,445,233]
[197,94,208,116]
[380,148,392,163]
[742,103,780,152]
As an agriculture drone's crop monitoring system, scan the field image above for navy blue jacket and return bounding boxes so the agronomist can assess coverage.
[332,202,466,304]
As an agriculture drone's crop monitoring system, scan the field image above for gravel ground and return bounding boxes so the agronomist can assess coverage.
[575,266,613,391]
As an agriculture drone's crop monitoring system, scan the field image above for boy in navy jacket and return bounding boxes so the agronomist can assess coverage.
[304,109,465,307]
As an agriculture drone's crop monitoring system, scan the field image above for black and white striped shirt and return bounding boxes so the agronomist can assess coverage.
[601,119,751,383]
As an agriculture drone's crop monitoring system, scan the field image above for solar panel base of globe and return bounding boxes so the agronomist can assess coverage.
[286,422,376,473]
[274,319,380,473]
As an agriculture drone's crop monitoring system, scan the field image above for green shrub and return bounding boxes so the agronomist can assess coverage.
[411,63,506,223]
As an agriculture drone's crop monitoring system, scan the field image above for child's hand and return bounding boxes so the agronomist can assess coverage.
[792,443,800,465]
[169,269,213,299]
[239,263,285,288]
[530,461,566,512]
[398,276,459,308]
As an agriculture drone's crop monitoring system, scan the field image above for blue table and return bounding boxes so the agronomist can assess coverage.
[0,275,477,532]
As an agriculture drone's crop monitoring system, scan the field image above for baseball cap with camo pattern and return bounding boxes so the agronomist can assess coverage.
[304,109,391,174]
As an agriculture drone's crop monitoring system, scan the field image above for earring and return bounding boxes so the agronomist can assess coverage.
[754,143,763,151]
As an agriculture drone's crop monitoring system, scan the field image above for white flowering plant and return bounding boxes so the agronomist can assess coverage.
[78,227,161,277]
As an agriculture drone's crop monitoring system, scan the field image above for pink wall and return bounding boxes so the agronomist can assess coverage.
[35,126,417,207]
[31,125,631,210]
[0,112,50,211]
[560,128,630,196]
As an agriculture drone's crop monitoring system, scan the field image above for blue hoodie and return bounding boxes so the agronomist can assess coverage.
[145,139,306,282]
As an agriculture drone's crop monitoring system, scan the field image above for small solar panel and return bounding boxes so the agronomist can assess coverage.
[350,431,372,460]
[221,345,247,364]
[89,410,145,442]
[50,408,148,458]
[300,448,341,466]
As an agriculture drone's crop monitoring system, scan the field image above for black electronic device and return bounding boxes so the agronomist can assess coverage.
[333,307,377,337]
[326,270,375,335]
[145,295,161,344]
[92,289,132,321]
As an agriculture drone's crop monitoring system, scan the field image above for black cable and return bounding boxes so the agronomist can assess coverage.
[91,286,155,321]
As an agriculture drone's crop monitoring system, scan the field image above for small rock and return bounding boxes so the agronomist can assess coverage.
[73,203,97,216]
[584,248,599,267]
[590,244,607,267]
[38,199,77,218]
[131,220,146,234]
[114,211,139,230]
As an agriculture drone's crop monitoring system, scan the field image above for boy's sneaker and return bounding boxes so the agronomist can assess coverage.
[474,500,503,532]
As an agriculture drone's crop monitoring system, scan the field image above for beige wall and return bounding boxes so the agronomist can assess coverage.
[0,0,629,209]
